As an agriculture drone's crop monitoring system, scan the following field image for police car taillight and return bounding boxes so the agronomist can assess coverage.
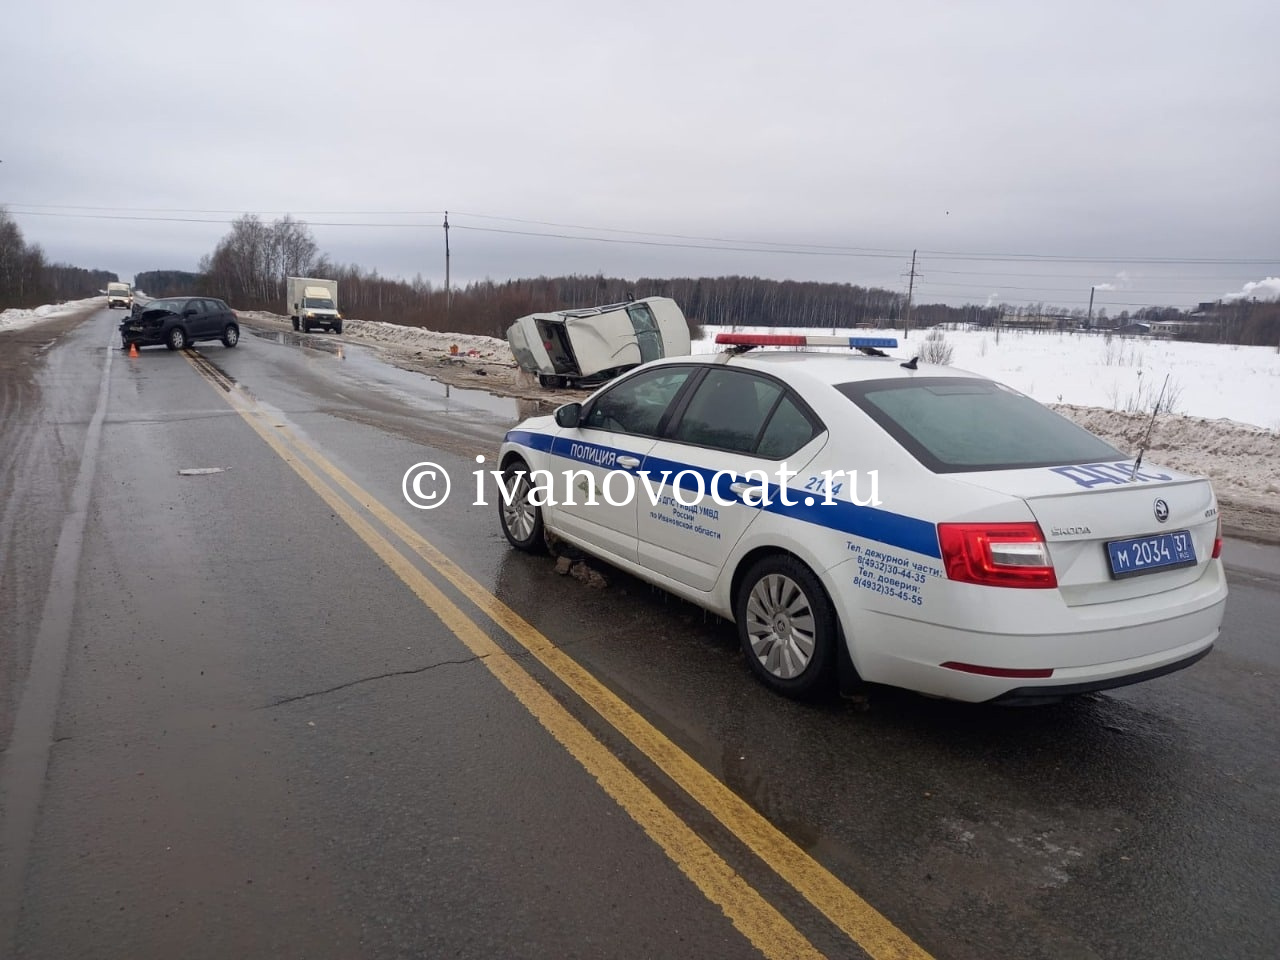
[937,522,1058,589]
[1212,514,1223,559]
[713,333,899,349]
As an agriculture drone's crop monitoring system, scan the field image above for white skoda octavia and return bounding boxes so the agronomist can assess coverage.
[495,334,1228,704]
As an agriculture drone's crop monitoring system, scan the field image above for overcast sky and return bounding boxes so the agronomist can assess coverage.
[3,0,1277,313]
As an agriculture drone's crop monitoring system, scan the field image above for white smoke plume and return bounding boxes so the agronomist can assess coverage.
[1223,277,1280,302]
[1092,271,1132,293]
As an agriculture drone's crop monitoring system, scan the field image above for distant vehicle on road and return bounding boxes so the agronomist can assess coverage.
[287,277,342,334]
[106,282,132,310]
[507,296,691,389]
[120,297,239,351]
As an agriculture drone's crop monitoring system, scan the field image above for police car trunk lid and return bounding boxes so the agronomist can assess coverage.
[954,461,1218,606]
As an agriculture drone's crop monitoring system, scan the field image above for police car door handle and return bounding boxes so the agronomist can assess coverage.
[616,456,641,470]
[729,482,763,503]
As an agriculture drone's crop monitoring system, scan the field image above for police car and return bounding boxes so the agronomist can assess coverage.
[495,333,1227,704]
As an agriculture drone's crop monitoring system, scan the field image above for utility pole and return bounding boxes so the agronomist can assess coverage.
[903,249,917,338]
[443,211,452,321]
[1086,285,1095,330]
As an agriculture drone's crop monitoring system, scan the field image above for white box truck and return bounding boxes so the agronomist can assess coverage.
[506,296,691,388]
[287,277,342,333]
[106,282,132,310]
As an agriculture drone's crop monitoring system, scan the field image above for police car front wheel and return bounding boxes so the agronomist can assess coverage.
[736,555,836,699]
[498,459,548,553]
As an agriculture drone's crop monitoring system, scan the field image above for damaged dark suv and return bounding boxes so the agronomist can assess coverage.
[120,297,240,351]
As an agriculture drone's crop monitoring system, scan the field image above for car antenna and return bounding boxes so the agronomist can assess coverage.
[900,356,919,370]
[1129,373,1170,482]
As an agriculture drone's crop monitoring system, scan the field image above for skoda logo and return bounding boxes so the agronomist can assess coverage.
[1154,498,1170,523]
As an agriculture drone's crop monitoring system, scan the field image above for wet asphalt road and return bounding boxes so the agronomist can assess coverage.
[0,310,1277,960]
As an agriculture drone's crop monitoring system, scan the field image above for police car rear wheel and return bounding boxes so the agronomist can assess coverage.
[499,460,547,553]
[736,555,835,698]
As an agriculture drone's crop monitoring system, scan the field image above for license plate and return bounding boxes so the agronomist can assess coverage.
[129,324,143,331]
[1107,530,1196,579]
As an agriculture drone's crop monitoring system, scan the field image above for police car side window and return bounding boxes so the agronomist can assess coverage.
[583,368,692,437]
[756,395,818,459]
[672,369,782,454]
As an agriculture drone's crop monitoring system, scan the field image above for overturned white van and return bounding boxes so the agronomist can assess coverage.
[506,297,691,388]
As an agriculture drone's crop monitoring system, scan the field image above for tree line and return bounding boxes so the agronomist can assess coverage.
[133,214,1279,346]
[0,208,117,308]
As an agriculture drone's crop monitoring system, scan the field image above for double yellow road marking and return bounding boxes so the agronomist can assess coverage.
[186,349,932,960]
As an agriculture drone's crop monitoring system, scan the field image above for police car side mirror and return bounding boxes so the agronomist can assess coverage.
[554,402,582,428]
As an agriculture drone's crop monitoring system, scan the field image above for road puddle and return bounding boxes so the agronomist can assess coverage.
[244,323,521,419]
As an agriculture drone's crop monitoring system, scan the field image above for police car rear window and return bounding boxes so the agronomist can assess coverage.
[836,377,1124,473]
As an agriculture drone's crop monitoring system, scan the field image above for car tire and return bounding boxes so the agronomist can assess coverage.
[497,458,548,554]
[734,554,837,699]
[333,321,342,335]
[302,319,311,333]
[166,326,188,351]
[222,324,239,348]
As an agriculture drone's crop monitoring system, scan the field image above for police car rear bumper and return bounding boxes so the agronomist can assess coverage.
[832,564,1226,703]
[988,644,1214,705]
[855,611,1221,703]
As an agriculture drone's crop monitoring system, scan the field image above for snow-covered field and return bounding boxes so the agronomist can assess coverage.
[0,296,106,333]
[693,325,1280,433]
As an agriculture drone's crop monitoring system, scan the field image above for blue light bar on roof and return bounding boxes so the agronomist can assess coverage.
[847,337,899,348]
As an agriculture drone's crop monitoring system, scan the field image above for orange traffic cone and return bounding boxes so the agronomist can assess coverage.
[128,342,139,358]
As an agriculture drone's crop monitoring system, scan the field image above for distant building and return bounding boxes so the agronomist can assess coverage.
[1149,319,1217,338]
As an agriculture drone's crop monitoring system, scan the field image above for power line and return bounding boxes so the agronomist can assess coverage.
[449,223,909,259]
[449,210,907,255]
[4,210,440,228]
[916,248,1276,266]
[6,208,912,257]
[3,201,447,216]
[922,267,1256,281]
[5,202,1276,266]
[918,281,1209,295]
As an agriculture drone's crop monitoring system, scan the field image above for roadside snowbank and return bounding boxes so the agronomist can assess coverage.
[0,297,106,333]
[343,317,510,361]
[236,310,511,362]
[1050,405,1279,539]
